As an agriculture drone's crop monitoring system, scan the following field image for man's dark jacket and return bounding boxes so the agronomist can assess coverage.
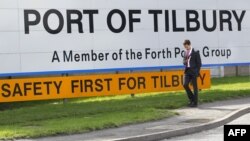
[183,48,202,76]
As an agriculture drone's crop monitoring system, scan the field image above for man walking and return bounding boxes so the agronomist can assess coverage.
[183,40,202,107]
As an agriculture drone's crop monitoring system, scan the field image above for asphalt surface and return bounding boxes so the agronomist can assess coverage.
[164,113,250,141]
[18,97,250,141]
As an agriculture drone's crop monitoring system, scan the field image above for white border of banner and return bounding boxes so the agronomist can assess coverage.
[0,62,249,77]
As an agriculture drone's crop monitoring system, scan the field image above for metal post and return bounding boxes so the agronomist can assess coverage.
[236,66,239,76]
[129,70,135,98]
[62,73,69,104]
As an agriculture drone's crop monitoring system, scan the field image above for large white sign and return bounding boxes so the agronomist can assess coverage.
[0,0,250,76]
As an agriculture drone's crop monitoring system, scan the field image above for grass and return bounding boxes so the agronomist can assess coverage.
[0,76,250,139]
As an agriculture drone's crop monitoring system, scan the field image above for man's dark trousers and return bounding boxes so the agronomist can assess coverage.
[183,68,198,105]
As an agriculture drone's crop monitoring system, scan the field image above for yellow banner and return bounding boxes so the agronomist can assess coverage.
[0,70,210,103]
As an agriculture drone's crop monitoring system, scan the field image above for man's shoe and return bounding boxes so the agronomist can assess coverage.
[187,102,194,107]
[190,103,198,107]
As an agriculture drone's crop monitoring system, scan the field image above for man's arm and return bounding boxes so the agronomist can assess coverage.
[196,51,202,73]
[183,56,187,66]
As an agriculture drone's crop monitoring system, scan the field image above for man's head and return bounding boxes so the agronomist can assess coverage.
[183,39,191,50]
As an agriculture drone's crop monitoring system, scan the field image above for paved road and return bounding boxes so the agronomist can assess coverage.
[164,113,250,141]
[18,97,250,141]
